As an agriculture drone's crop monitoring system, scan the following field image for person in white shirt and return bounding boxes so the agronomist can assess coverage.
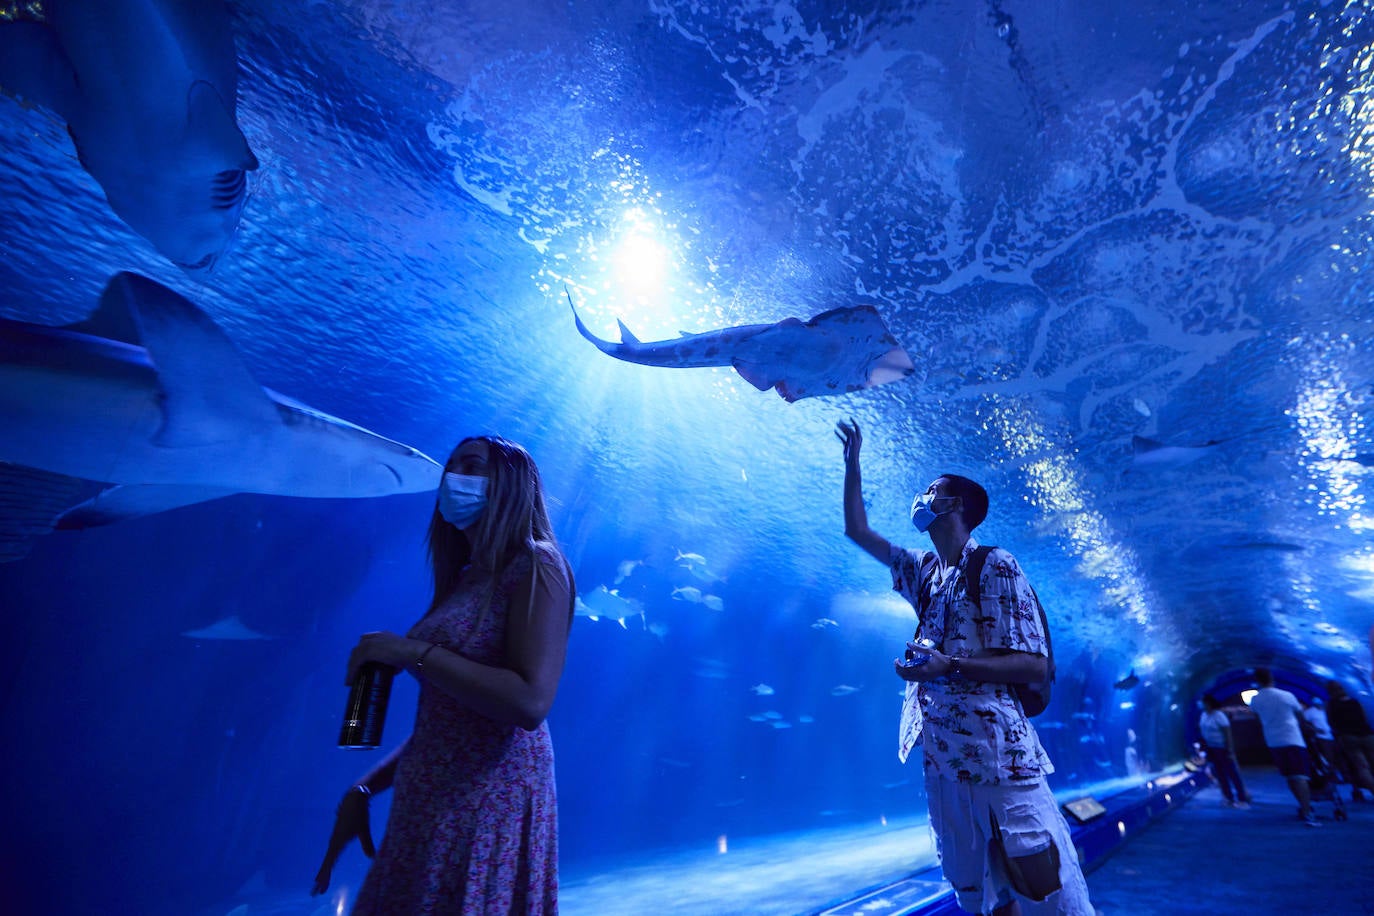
[1248,667,1320,826]
[1198,694,1249,807]
[1301,697,1338,774]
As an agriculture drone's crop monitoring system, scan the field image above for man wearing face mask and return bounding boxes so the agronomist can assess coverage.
[836,419,1094,916]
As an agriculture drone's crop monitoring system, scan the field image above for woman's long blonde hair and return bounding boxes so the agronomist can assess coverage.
[425,435,562,613]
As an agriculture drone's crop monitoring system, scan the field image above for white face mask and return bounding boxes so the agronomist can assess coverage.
[438,473,488,529]
[910,493,957,533]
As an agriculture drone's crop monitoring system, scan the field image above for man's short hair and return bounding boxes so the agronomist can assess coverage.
[939,473,989,529]
[1255,667,1274,686]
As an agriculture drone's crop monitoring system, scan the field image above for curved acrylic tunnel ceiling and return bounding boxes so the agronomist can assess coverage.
[1,1,1372,706]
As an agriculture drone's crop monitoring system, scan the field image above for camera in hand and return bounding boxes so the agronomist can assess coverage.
[339,663,395,749]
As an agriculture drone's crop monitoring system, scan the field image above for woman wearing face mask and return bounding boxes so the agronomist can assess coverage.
[313,435,576,914]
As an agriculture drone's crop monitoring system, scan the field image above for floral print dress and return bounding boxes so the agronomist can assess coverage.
[352,546,569,915]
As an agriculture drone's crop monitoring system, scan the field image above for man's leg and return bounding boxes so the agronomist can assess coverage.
[1287,775,1312,815]
[1274,746,1316,820]
[1205,745,1235,802]
[993,781,1096,915]
[926,775,997,914]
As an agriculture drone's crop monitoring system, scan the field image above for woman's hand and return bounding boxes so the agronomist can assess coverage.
[835,417,863,466]
[894,641,952,682]
[311,788,376,896]
[345,631,411,685]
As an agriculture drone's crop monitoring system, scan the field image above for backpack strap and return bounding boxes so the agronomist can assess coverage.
[963,545,995,610]
[913,552,941,641]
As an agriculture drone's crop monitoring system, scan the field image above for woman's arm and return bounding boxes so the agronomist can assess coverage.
[348,557,573,731]
[354,739,407,794]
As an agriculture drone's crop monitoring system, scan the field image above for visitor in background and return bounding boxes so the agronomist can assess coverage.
[1301,696,1338,775]
[1327,679,1374,802]
[1249,668,1321,826]
[313,435,575,914]
[1199,694,1250,808]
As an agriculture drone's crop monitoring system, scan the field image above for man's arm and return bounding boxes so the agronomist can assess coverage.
[836,418,892,564]
[897,644,1048,683]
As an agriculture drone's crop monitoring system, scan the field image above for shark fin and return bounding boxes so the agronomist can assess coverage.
[0,21,80,118]
[55,483,241,529]
[105,272,280,447]
[187,80,259,170]
[0,462,95,561]
[61,279,145,345]
[616,320,641,345]
[731,358,780,392]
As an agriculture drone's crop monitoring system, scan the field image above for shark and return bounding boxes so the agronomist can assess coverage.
[568,291,916,402]
[0,0,259,271]
[0,271,442,559]
[1113,669,1140,690]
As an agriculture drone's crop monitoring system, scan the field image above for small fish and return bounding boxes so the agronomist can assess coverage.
[762,710,782,720]
[771,720,792,729]
[613,559,643,584]
[750,683,775,696]
[831,684,861,696]
[1113,669,1140,690]
[575,585,644,627]
[182,614,272,640]
[797,715,815,724]
[702,595,725,611]
[672,586,704,603]
[811,617,839,630]
[674,550,725,584]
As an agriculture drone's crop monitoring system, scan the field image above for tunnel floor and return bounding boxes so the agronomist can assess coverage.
[209,767,1373,915]
[1087,765,1374,915]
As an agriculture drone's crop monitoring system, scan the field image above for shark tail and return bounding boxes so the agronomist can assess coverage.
[0,463,98,562]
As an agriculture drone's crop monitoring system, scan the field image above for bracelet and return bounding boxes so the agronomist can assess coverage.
[415,643,438,673]
[350,784,373,800]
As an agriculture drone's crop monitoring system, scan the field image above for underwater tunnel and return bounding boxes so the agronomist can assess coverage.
[1,1,1373,913]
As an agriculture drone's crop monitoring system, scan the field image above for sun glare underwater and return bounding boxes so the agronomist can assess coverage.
[2,0,1374,914]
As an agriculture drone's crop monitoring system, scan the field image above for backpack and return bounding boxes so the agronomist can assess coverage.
[916,545,1055,717]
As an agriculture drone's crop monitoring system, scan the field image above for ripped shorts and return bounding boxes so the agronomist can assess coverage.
[924,773,1093,915]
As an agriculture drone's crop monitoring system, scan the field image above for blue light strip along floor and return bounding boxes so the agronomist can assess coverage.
[815,768,1208,916]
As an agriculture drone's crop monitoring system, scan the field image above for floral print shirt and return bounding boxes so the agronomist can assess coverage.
[891,536,1053,785]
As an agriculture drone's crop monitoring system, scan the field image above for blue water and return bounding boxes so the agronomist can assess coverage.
[3,1,1374,914]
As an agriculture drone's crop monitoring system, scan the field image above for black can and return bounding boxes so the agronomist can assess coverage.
[339,663,395,749]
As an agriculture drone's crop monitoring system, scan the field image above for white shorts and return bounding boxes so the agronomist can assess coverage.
[924,774,1094,915]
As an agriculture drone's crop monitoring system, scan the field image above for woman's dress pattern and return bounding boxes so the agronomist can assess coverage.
[352,547,567,915]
